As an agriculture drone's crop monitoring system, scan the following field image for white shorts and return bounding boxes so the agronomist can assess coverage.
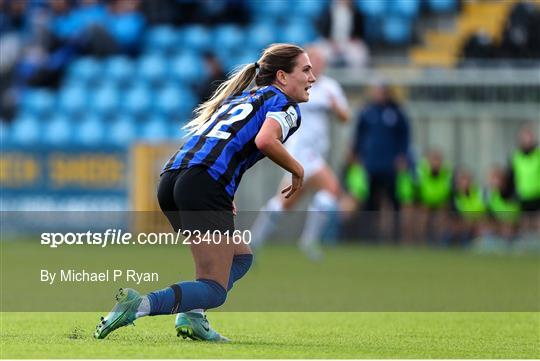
[286,145,326,179]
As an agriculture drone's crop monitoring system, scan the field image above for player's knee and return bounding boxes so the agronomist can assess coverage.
[322,175,341,198]
[326,183,341,198]
[266,196,284,212]
[313,190,338,211]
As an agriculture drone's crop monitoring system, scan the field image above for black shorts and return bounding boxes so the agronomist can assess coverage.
[157,166,234,233]
[521,197,540,212]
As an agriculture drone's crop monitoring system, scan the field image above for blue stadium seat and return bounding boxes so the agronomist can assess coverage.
[67,57,101,86]
[58,85,87,116]
[0,120,9,146]
[245,23,278,54]
[138,54,167,85]
[92,83,119,117]
[181,25,212,53]
[383,16,413,44]
[247,0,289,21]
[170,52,205,84]
[144,25,178,55]
[108,115,137,145]
[213,25,244,54]
[75,115,105,145]
[44,114,72,145]
[106,11,145,52]
[356,0,387,17]
[279,20,317,45]
[223,49,259,72]
[70,2,107,31]
[141,116,168,142]
[21,89,55,117]
[11,114,41,145]
[104,56,135,86]
[294,0,328,19]
[428,0,456,13]
[168,120,189,141]
[390,0,420,17]
[123,83,151,117]
[154,85,197,118]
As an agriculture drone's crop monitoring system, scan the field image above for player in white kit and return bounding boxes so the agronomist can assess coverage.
[250,46,350,260]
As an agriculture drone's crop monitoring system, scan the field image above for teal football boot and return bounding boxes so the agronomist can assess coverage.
[175,312,229,342]
[94,288,142,339]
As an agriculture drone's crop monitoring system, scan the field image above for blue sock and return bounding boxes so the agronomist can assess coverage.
[146,254,252,315]
[147,279,226,316]
[227,254,253,291]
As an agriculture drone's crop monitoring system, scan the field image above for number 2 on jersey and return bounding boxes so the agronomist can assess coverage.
[195,103,254,140]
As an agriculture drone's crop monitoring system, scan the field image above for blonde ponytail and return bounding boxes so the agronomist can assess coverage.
[183,43,305,134]
[183,62,258,133]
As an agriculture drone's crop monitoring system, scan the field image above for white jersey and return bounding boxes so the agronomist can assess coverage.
[286,75,348,157]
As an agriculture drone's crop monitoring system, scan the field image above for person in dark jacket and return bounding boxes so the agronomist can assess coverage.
[509,125,540,235]
[350,83,410,242]
[487,165,520,241]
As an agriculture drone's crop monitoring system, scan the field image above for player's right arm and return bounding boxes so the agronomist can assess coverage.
[255,118,304,198]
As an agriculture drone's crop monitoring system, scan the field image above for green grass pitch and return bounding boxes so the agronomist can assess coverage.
[1,243,539,358]
[1,312,538,358]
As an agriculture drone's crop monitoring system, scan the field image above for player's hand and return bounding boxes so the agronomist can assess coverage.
[281,167,304,199]
[232,200,237,216]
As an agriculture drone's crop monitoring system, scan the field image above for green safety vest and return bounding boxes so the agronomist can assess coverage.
[512,148,540,201]
[346,163,369,201]
[487,190,520,223]
[454,186,486,220]
[396,170,415,204]
[417,159,452,208]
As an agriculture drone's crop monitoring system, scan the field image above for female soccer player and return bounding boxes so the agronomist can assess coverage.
[250,46,349,260]
[94,43,316,341]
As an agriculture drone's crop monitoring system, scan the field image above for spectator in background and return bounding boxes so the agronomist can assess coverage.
[460,29,495,67]
[0,0,28,32]
[395,155,416,244]
[140,0,182,25]
[344,162,369,208]
[340,161,369,241]
[14,0,76,89]
[0,0,27,120]
[316,0,369,67]
[416,149,452,245]
[350,82,410,242]
[486,166,520,241]
[48,0,76,41]
[45,0,144,57]
[196,52,226,103]
[105,0,145,55]
[510,124,540,235]
[499,1,540,60]
[197,0,249,26]
[450,168,487,247]
[141,0,249,26]
[71,0,118,56]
